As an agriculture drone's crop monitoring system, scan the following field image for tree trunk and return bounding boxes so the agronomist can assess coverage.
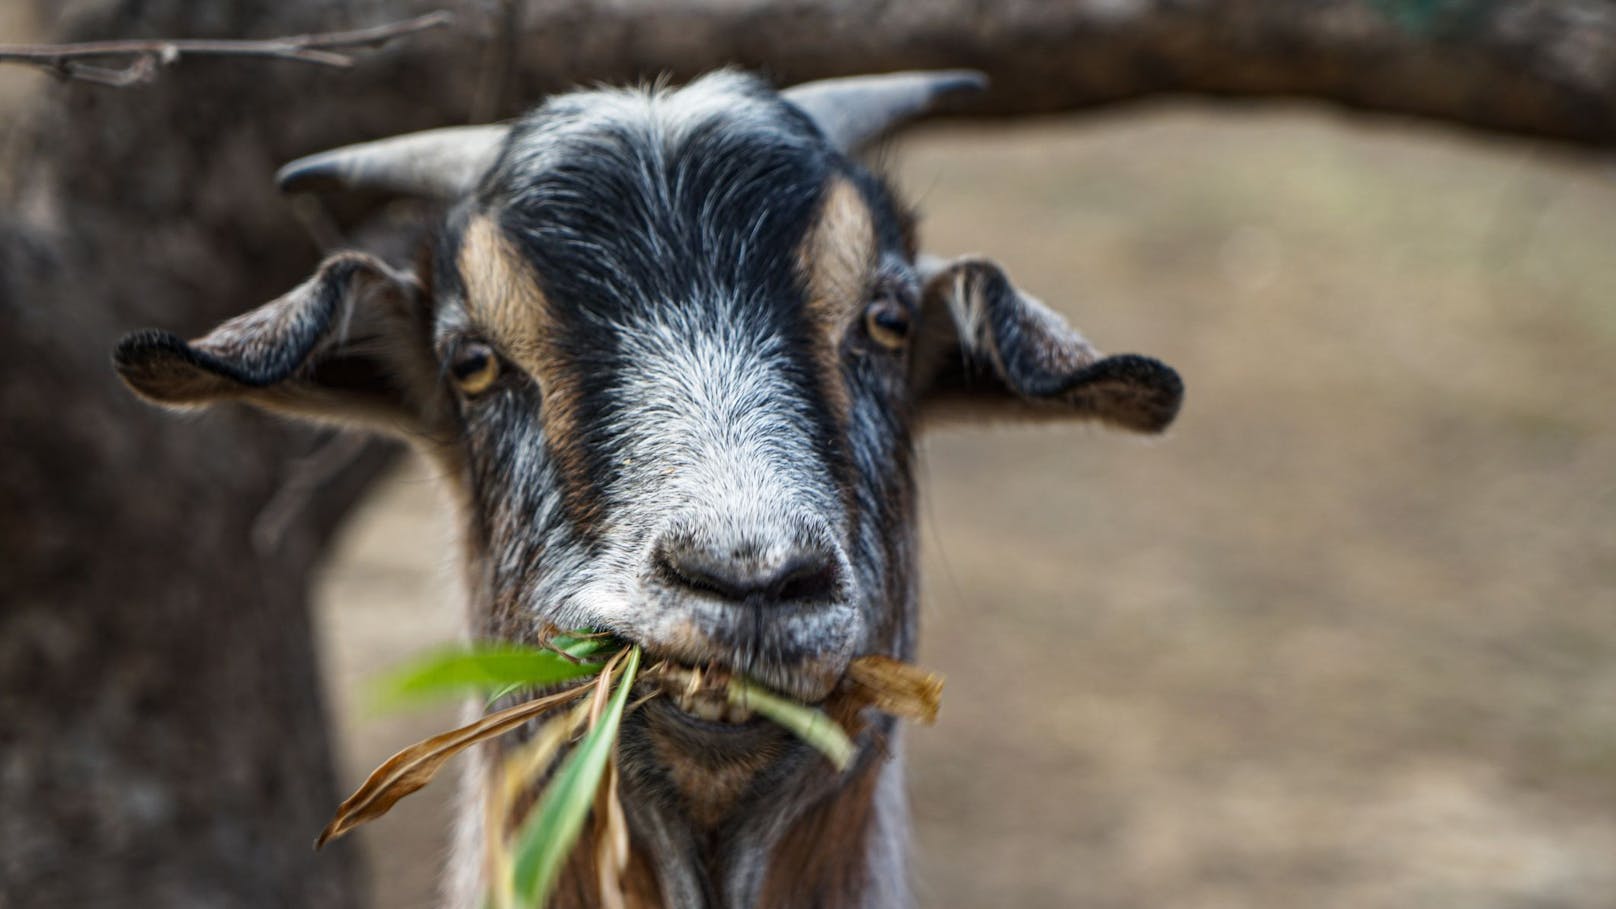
[0,4,421,907]
[2,0,1612,906]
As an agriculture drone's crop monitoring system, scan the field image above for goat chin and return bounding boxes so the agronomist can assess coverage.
[444,705,911,909]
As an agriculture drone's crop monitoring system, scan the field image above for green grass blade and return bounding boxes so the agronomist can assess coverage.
[728,678,854,771]
[509,646,641,907]
[370,640,614,710]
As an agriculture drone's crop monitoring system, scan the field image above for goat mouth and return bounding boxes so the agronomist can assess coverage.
[626,661,796,767]
[646,661,778,728]
[576,585,861,704]
[651,694,767,732]
[625,634,846,706]
[665,686,759,726]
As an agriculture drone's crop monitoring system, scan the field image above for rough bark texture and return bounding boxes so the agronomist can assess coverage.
[2,0,1613,906]
[0,4,421,907]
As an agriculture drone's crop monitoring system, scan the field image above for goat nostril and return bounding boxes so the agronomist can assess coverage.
[654,550,737,600]
[768,556,839,602]
[655,542,840,605]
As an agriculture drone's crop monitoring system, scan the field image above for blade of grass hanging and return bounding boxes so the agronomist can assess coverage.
[509,646,641,907]
[594,754,630,909]
[370,638,616,710]
[486,697,596,909]
[727,677,854,771]
[318,680,597,848]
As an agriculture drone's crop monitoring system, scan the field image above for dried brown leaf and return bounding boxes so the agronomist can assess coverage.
[486,697,594,909]
[595,754,630,909]
[587,647,628,729]
[846,655,944,725]
[316,680,595,848]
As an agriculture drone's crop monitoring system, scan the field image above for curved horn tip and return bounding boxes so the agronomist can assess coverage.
[784,69,993,152]
[269,125,512,199]
[926,69,990,97]
[275,157,342,194]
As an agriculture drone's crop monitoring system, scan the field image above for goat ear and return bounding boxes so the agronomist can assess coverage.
[114,252,447,437]
[911,257,1183,432]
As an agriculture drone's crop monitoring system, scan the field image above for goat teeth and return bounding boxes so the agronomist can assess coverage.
[721,701,753,724]
[687,697,725,723]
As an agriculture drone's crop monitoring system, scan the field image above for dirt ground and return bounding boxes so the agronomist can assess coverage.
[315,105,1616,908]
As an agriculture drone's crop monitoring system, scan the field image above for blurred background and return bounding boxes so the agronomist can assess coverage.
[321,110,1616,907]
[3,2,1614,908]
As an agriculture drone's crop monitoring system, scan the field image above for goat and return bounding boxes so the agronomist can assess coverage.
[114,70,1183,908]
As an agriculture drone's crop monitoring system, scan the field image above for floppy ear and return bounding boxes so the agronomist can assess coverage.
[114,252,449,437]
[911,257,1183,432]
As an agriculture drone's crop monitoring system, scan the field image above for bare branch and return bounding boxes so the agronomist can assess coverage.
[0,10,453,87]
[250,431,373,556]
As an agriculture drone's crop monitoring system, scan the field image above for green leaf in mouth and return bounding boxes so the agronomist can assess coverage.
[508,645,642,908]
[368,637,617,710]
[726,675,855,771]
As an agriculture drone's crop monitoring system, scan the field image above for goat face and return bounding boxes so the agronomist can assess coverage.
[442,75,924,707]
[115,71,1182,765]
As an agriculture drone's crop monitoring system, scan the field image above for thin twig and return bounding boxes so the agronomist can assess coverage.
[0,11,453,87]
[251,431,372,555]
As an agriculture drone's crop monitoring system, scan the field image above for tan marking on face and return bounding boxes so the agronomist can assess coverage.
[457,214,603,533]
[458,216,549,366]
[796,175,877,432]
[801,176,878,534]
[798,175,877,339]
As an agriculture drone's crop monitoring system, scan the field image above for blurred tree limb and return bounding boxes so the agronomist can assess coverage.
[6,1,1614,146]
[453,0,1616,148]
[1,1,1612,907]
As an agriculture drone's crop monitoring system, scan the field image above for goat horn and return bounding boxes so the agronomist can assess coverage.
[784,70,987,153]
[275,124,510,198]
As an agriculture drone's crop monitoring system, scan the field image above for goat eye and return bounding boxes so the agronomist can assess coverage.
[450,342,499,395]
[863,297,910,350]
